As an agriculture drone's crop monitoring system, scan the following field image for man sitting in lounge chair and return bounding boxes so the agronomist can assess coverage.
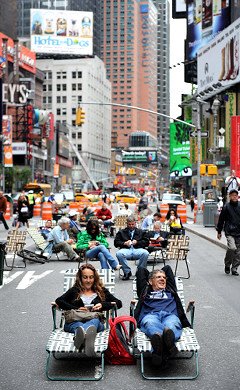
[47,217,80,262]
[134,266,191,367]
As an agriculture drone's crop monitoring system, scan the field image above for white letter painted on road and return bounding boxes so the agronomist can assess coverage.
[16,270,53,289]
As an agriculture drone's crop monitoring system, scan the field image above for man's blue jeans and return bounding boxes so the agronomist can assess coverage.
[116,247,149,274]
[140,311,182,341]
[64,318,104,333]
[86,244,118,269]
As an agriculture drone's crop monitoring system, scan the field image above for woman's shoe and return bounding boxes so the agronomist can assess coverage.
[114,264,122,271]
[85,325,97,356]
[74,326,85,350]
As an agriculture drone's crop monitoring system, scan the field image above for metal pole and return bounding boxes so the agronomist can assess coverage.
[196,100,203,223]
[211,98,220,198]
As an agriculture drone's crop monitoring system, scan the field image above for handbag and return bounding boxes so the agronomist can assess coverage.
[20,206,28,213]
[64,309,105,324]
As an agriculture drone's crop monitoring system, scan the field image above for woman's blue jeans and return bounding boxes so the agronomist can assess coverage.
[64,318,104,334]
[86,244,118,269]
[140,311,182,341]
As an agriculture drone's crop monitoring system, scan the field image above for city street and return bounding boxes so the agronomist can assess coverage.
[1,219,240,390]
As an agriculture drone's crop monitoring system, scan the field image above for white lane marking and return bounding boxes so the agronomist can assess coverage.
[16,270,54,289]
[0,271,25,289]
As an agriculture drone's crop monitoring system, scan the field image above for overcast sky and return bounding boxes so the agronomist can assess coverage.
[169,12,192,120]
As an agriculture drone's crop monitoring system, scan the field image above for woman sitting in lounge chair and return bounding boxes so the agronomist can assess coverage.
[55,264,122,356]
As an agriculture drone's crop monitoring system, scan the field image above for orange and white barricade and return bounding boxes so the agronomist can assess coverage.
[5,202,11,220]
[160,204,169,222]
[177,204,187,224]
[33,203,41,217]
[42,202,53,220]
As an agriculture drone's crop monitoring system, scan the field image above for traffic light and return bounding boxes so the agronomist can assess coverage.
[76,106,85,126]
[208,165,218,175]
[200,164,207,175]
[200,164,218,176]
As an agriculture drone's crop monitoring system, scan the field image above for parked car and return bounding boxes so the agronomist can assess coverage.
[159,193,185,211]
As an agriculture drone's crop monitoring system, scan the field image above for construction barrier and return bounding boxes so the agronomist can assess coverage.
[69,202,80,212]
[159,204,169,222]
[177,204,187,223]
[5,202,11,220]
[194,204,204,223]
[42,202,53,220]
[33,203,41,217]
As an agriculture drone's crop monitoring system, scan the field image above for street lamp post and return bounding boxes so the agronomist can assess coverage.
[211,97,220,196]
[211,98,220,165]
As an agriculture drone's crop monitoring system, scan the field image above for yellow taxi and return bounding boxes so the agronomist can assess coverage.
[115,192,139,204]
[75,192,91,202]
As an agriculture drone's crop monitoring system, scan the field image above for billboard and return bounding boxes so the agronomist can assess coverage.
[2,115,13,167]
[30,9,93,55]
[122,150,157,163]
[197,18,240,93]
[172,0,187,19]
[231,116,240,177]
[187,0,230,60]
[170,122,192,177]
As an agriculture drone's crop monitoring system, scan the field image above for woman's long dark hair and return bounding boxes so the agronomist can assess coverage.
[86,219,100,238]
[166,208,179,220]
[74,264,105,301]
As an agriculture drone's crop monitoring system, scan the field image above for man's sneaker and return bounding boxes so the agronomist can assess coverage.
[163,328,178,357]
[225,266,230,274]
[84,325,97,357]
[114,264,122,271]
[232,270,239,276]
[74,326,85,350]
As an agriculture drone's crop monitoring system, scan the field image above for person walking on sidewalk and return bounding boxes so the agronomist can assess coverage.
[0,191,9,230]
[217,188,240,276]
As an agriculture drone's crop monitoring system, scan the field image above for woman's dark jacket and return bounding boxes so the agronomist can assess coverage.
[56,286,122,312]
[114,227,149,249]
[134,266,191,328]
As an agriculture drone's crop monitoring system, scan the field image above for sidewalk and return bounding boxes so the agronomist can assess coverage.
[185,205,227,249]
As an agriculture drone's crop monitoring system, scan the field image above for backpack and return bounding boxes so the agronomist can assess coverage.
[105,315,137,365]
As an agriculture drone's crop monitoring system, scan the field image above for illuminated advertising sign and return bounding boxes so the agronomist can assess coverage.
[170,122,192,177]
[30,9,93,55]
[187,0,230,60]
[57,133,69,160]
[122,150,157,163]
[231,116,240,178]
[197,18,240,93]
[172,0,187,19]
[0,33,36,74]
[2,115,13,167]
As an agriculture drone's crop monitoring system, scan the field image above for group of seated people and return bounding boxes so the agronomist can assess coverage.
[39,207,184,274]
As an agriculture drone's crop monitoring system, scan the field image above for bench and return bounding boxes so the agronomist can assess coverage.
[131,274,200,380]
[46,268,116,381]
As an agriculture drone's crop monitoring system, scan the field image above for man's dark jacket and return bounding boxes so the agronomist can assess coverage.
[114,227,149,249]
[217,201,240,236]
[134,266,191,328]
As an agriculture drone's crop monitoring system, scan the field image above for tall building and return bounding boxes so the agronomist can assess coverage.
[37,56,112,186]
[153,0,170,155]
[100,0,158,149]
[17,0,102,57]
[0,0,18,39]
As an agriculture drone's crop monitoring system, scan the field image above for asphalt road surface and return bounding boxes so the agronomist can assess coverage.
[1,224,240,390]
